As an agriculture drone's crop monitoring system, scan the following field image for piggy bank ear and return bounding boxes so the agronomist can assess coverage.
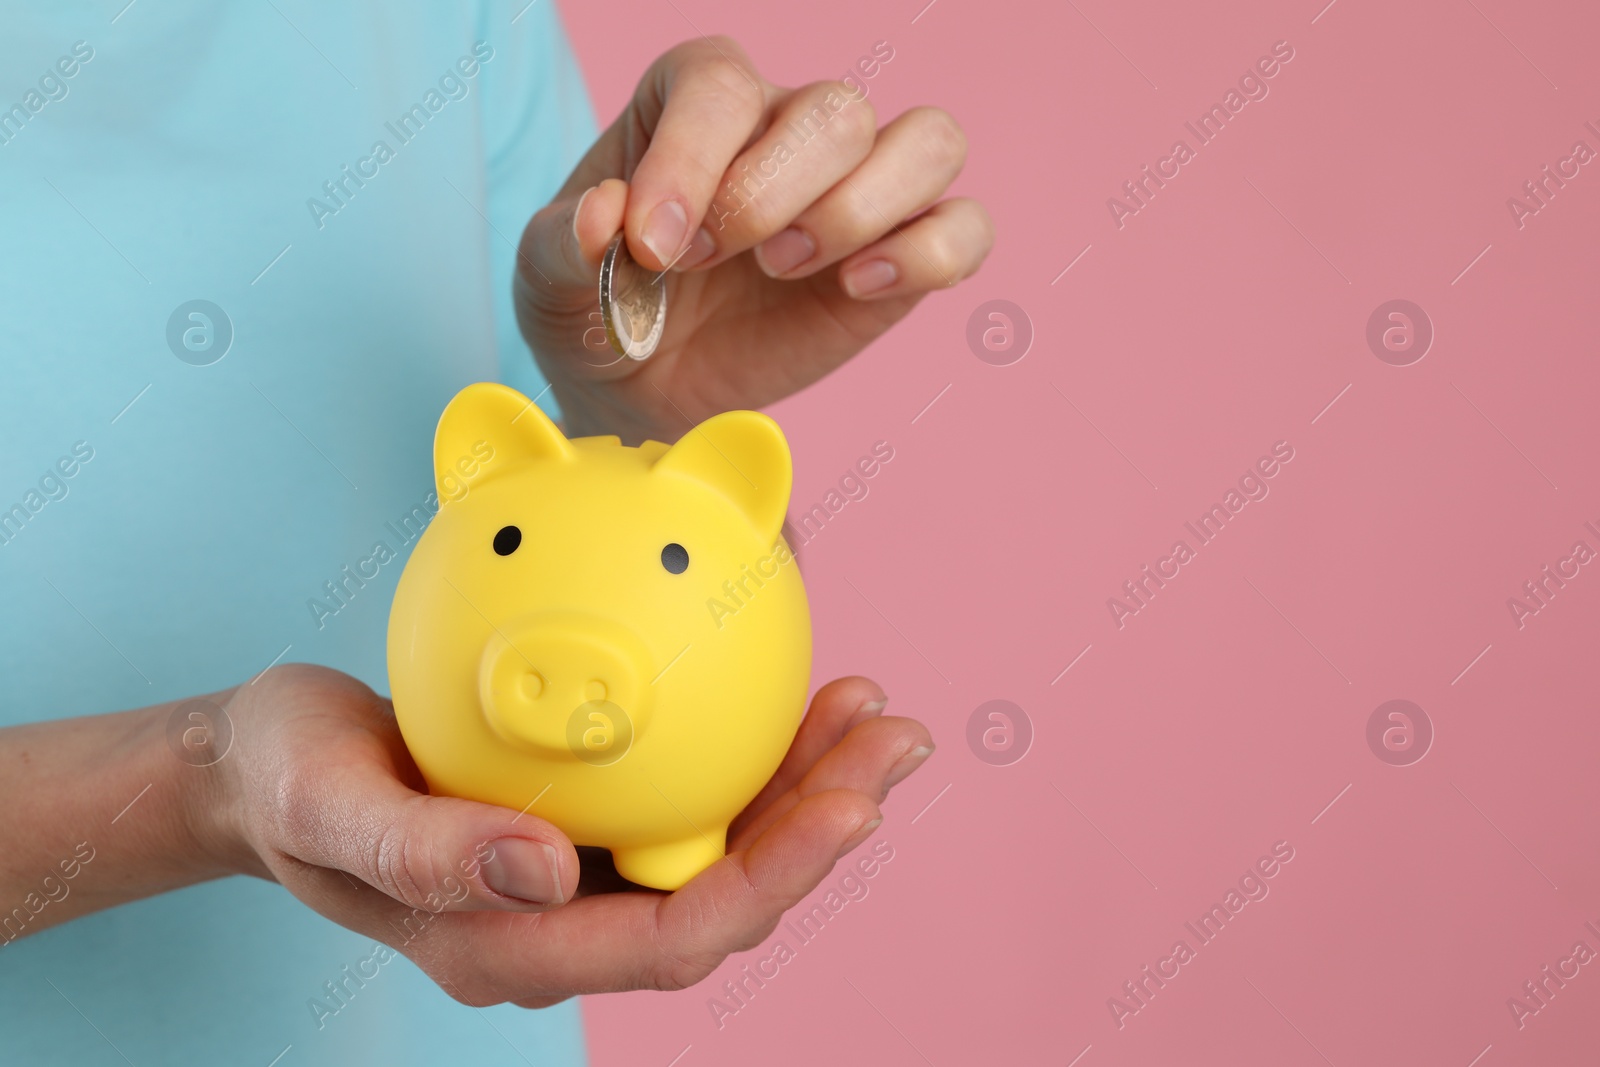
[434,382,572,499]
[652,411,792,542]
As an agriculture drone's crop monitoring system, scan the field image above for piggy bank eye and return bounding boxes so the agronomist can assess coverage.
[660,542,689,574]
[493,526,521,556]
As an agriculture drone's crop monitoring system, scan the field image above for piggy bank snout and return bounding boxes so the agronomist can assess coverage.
[478,614,654,759]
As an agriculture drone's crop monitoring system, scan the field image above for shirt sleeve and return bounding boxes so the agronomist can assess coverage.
[477,0,600,417]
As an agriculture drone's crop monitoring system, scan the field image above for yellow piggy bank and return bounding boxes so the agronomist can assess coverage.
[387,382,811,890]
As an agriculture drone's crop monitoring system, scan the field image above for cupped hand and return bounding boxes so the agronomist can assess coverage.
[514,35,994,445]
[213,664,932,1007]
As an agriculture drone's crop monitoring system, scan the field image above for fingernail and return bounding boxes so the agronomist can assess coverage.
[755,227,816,277]
[641,199,689,267]
[673,226,716,271]
[482,838,564,905]
[571,185,597,249]
[885,744,934,795]
[841,258,898,298]
[843,697,888,733]
[836,816,884,860]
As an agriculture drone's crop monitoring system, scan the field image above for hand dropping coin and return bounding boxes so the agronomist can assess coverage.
[598,233,667,361]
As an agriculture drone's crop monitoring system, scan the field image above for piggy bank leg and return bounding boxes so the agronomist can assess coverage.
[612,830,729,892]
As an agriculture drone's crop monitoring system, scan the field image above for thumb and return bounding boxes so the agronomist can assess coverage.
[515,177,629,302]
[293,760,580,913]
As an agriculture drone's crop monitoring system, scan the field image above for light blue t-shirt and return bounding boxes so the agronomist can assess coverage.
[0,3,594,1063]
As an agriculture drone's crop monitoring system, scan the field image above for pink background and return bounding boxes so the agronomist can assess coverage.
[562,1,1600,1064]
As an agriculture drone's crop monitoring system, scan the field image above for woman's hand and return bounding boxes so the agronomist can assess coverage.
[214,663,931,1007]
[514,35,993,445]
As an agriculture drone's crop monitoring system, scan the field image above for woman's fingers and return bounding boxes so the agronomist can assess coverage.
[646,787,883,980]
[729,715,933,851]
[752,106,967,279]
[516,54,986,367]
[689,80,879,271]
[423,788,882,1002]
[731,676,886,837]
[835,195,994,300]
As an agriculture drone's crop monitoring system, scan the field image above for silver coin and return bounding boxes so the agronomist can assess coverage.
[598,234,667,361]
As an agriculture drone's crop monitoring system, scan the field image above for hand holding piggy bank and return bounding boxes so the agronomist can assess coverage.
[387,382,810,890]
